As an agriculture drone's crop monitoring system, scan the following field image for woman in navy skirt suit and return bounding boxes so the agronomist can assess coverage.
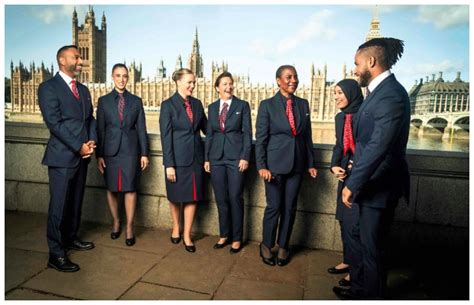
[328,79,363,286]
[159,68,207,253]
[204,72,252,253]
[96,63,150,247]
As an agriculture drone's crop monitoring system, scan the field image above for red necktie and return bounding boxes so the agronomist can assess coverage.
[286,98,297,137]
[71,79,80,100]
[184,99,193,123]
[343,113,356,156]
[219,102,229,132]
[118,93,125,122]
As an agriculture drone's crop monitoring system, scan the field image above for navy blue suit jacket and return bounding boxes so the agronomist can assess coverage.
[345,74,411,208]
[205,97,252,162]
[96,89,149,158]
[159,92,207,167]
[38,73,97,168]
[255,91,315,174]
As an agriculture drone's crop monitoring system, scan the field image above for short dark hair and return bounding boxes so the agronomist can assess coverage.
[275,65,296,78]
[56,45,78,65]
[357,38,404,70]
[214,72,234,88]
[112,63,128,74]
[172,68,194,84]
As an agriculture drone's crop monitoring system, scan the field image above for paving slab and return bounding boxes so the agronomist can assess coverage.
[213,276,303,300]
[304,275,339,300]
[120,281,211,300]
[305,249,343,276]
[5,248,49,292]
[5,288,71,300]
[229,243,307,286]
[22,245,158,300]
[141,235,238,294]
[5,211,47,251]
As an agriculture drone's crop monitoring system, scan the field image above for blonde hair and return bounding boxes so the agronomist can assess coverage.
[172,68,194,84]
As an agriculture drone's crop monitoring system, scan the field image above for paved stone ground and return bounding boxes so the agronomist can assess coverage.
[4,211,468,300]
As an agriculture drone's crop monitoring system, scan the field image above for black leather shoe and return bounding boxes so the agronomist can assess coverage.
[170,235,181,244]
[259,243,275,266]
[110,230,121,240]
[213,239,231,249]
[66,239,95,251]
[183,240,196,253]
[125,236,136,246]
[327,266,349,274]
[276,257,290,266]
[47,256,80,272]
[229,245,242,254]
[333,286,359,300]
[339,278,351,287]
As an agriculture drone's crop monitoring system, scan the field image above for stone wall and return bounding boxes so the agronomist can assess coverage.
[5,122,469,251]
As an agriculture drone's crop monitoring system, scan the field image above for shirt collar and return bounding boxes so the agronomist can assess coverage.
[368,70,391,93]
[219,98,232,109]
[112,88,128,99]
[58,70,75,86]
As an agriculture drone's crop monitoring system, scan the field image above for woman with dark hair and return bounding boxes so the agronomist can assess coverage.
[159,68,207,253]
[327,79,363,287]
[96,63,150,247]
[204,72,252,254]
[255,65,317,266]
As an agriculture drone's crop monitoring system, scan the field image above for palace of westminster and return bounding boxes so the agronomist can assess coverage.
[9,6,469,123]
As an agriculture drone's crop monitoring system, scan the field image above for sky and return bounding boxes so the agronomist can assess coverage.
[4,3,470,91]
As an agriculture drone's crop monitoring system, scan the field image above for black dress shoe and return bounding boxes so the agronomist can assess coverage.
[170,236,181,244]
[110,230,121,240]
[327,266,349,274]
[125,236,136,246]
[339,278,351,287]
[183,240,196,253]
[66,239,95,251]
[229,245,242,254]
[47,256,80,272]
[213,239,230,249]
[259,243,275,266]
[276,256,290,266]
[333,286,359,300]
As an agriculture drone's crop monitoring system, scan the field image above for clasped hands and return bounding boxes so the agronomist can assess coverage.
[258,167,318,182]
[80,140,96,159]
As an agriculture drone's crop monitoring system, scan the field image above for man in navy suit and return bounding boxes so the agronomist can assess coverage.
[38,45,97,272]
[333,38,410,299]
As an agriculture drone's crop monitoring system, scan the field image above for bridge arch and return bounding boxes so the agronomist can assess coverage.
[427,117,448,133]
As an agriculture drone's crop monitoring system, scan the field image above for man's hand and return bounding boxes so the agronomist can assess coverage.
[258,169,273,182]
[308,167,318,178]
[97,157,106,174]
[204,161,210,173]
[80,143,93,158]
[166,167,176,183]
[331,166,347,181]
[342,186,353,208]
[141,156,149,171]
[238,160,249,173]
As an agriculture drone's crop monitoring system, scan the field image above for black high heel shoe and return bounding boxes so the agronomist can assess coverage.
[259,243,275,266]
[183,239,196,253]
[110,223,121,240]
[170,235,182,244]
[125,236,136,246]
[339,277,351,287]
[213,238,231,249]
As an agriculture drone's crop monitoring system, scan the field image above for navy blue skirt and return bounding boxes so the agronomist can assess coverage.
[165,161,204,203]
[103,155,141,192]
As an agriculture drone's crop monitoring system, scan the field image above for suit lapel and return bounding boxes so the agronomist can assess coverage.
[191,98,198,131]
[225,97,239,121]
[294,97,303,132]
[121,92,133,127]
[274,92,292,134]
[172,92,193,130]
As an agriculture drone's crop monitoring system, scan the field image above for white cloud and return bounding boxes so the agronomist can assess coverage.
[30,5,89,24]
[276,9,336,54]
[397,59,464,81]
[247,39,267,57]
[416,6,469,29]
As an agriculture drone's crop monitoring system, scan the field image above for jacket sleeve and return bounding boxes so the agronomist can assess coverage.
[204,106,213,162]
[330,116,343,172]
[240,101,252,161]
[345,94,407,194]
[199,103,208,136]
[136,97,149,156]
[159,101,175,167]
[303,100,315,169]
[255,101,269,170]
[96,97,105,158]
[38,82,83,153]
[86,89,97,143]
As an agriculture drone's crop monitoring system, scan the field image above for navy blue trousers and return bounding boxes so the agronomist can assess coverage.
[210,160,245,242]
[47,159,88,258]
[262,172,302,249]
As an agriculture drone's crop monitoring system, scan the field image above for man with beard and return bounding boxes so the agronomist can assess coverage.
[332,38,410,299]
[38,45,97,272]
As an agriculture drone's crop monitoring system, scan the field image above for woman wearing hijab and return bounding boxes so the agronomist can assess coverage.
[327,78,363,287]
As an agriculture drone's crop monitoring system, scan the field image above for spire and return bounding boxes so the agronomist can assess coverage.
[310,63,315,76]
[73,6,77,19]
[101,11,106,29]
[176,55,182,70]
[366,5,382,42]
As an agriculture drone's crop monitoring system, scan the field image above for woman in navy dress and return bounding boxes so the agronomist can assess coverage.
[159,68,207,253]
[96,63,150,247]
[328,79,363,286]
[204,72,252,253]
